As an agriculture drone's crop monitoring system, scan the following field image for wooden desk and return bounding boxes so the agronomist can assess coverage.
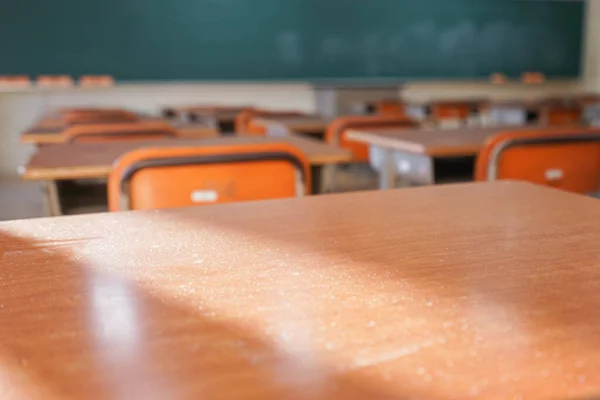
[1,182,600,399]
[261,115,332,139]
[164,106,247,131]
[21,120,218,145]
[347,125,540,189]
[192,109,244,132]
[22,135,351,215]
[26,109,148,135]
[172,122,221,139]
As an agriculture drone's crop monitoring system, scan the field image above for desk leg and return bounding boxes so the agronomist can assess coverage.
[394,151,435,186]
[423,156,435,185]
[368,145,396,190]
[320,164,336,194]
[379,149,396,190]
[43,181,62,217]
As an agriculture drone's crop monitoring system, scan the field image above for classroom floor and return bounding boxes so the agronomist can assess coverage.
[0,180,45,221]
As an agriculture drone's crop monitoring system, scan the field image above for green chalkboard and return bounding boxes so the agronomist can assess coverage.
[0,0,584,80]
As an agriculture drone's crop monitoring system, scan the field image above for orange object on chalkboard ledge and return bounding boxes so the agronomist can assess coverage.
[522,72,546,84]
[79,75,115,87]
[490,73,507,84]
[0,75,31,87]
[37,75,74,88]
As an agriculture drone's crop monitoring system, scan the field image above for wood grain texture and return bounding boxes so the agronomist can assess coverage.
[1,182,600,399]
[172,124,219,139]
[267,115,333,134]
[21,120,218,144]
[347,125,546,157]
[21,135,351,181]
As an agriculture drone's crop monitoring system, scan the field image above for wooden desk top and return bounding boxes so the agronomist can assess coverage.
[165,106,248,122]
[171,123,220,138]
[21,120,218,144]
[267,115,332,134]
[2,182,600,399]
[347,125,538,157]
[194,108,245,122]
[22,135,351,181]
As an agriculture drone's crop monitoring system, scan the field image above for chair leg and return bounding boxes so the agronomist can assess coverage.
[43,181,62,217]
[379,149,396,190]
[320,164,336,194]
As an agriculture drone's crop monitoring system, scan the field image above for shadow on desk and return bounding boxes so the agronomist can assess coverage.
[146,183,600,398]
[0,231,401,399]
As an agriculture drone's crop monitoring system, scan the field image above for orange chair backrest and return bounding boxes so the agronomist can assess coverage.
[78,75,115,87]
[540,105,582,126]
[235,110,258,133]
[235,110,305,134]
[375,100,405,116]
[246,119,269,136]
[108,143,311,211]
[430,101,473,121]
[475,128,600,194]
[37,75,74,87]
[64,121,177,143]
[325,116,417,162]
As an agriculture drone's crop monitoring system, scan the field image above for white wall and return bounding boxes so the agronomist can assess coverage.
[402,80,584,102]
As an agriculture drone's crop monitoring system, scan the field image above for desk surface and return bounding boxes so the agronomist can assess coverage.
[1,182,600,399]
[193,108,246,122]
[22,135,351,181]
[171,123,221,139]
[21,120,218,144]
[266,115,332,134]
[165,106,248,121]
[347,125,539,157]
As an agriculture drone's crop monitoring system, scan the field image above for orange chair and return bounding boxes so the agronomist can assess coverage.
[475,128,600,194]
[429,101,474,123]
[64,121,177,143]
[325,115,417,162]
[539,104,582,126]
[0,75,31,87]
[373,100,405,116]
[78,75,115,87]
[235,110,305,134]
[108,142,311,211]
[235,110,260,133]
[37,75,74,87]
[246,118,269,136]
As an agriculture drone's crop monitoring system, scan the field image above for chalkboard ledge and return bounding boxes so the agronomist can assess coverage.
[0,79,582,94]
